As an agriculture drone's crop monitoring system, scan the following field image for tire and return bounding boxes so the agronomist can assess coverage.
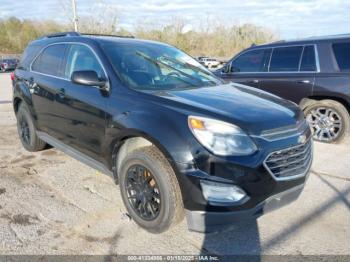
[304,99,350,143]
[16,103,47,151]
[118,146,184,233]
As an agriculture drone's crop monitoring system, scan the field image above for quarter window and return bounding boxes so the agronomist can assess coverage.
[65,44,105,79]
[231,49,271,73]
[269,46,303,72]
[20,45,42,70]
[31,44,67,77]
[300,46,317,72]
[333,43,350,71]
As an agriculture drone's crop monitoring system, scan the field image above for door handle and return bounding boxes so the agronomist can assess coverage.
[296,80,311,84]
[249,79,259,84]
[58,88,66,99]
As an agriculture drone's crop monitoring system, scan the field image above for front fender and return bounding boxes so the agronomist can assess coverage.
[104,109,195,168]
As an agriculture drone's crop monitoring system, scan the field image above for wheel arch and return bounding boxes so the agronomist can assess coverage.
[300,96,350,113]
[109,130,184,185]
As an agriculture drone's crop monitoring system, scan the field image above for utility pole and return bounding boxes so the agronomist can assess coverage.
[71,0,78,31]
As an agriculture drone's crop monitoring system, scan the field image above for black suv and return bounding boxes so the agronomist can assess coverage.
[13,32,312,233]
[218,35,350,143]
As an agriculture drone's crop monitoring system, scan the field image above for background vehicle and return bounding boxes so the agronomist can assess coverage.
[1,58,18,72]
[198,57,220,69]
[218,34,350,143]
[13,32,311,233]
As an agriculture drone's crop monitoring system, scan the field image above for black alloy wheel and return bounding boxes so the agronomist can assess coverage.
[125,164,161,221]
[16,103,47,152]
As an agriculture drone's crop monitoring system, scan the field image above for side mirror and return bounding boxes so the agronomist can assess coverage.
[71,70,106,87]
[221,63,230,74]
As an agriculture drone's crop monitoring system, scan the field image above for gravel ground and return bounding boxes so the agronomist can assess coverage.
[0,72,349,255]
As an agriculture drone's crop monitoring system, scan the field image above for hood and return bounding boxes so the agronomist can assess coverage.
[150,83,302,135]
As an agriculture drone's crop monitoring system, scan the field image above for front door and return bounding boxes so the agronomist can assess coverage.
[55,43,108,161]
[220,48,272,88]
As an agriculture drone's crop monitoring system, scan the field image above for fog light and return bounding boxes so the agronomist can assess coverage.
[200,180,247,204]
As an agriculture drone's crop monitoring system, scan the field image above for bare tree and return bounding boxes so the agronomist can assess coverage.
[60,0,119,34]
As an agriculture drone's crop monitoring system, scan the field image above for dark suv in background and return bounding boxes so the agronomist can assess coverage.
[218,34,350,143]
[13,32,312,233]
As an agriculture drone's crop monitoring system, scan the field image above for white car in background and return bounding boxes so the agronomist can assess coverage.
[198,57,220,69]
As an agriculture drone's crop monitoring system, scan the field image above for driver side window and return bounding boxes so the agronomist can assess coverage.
[231,48,271,73]
[65,44,105,80]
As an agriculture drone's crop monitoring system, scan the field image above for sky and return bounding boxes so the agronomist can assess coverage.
[0,0,349,39]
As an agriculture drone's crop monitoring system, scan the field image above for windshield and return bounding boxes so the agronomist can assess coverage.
[102,42,223,91]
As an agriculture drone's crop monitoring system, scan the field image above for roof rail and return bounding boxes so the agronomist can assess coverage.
[270,40,286,44]
[38,32,81,40]
[81,33,135,39]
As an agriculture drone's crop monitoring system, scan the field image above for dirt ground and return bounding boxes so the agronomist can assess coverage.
[0,73,349,255]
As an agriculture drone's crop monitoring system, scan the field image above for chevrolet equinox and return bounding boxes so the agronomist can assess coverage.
[13,32,313,233]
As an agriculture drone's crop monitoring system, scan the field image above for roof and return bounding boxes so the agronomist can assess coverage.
[254,33,350,48]
[31,31,167,47]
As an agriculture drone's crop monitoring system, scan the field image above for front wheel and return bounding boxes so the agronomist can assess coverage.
[118,146,184,233]
[304,100,350,143]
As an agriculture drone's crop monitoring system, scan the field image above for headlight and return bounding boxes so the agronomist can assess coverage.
[188,116,257,156]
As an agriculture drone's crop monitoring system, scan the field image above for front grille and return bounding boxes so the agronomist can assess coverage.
[264,139,312,181]
[260,119,310,141]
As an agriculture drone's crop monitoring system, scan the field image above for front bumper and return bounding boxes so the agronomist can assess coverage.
[186,183,304,232]
[172,125,312,232]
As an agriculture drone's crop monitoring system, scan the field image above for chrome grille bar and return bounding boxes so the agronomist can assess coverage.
[265,142,312,163]
[264,139,313,181]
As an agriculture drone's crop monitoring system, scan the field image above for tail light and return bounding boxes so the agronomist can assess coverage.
[10,72,15,81]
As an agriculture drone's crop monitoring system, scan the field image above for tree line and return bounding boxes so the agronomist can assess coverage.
[0,16,277,59]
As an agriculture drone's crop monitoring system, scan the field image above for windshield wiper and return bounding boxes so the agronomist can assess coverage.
[136,52,205,87]
[161,55,219,85]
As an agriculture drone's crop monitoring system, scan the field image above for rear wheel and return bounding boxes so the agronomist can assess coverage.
[118,146,184,233]
[304,100,350,143]
[16,103,47,151]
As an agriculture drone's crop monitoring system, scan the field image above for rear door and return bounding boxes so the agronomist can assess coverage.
[220,48,271,88]
[55,43,108,161]
[257,45,317,104]
[29,43,68,136]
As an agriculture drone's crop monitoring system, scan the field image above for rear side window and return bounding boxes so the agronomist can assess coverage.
[269,46,303,72]
[231,48,271,73]
[32,44,67,77]
[64,44,105,79]
[300,45,317,72]
[19,45,42,70]
[333,43,350,71]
